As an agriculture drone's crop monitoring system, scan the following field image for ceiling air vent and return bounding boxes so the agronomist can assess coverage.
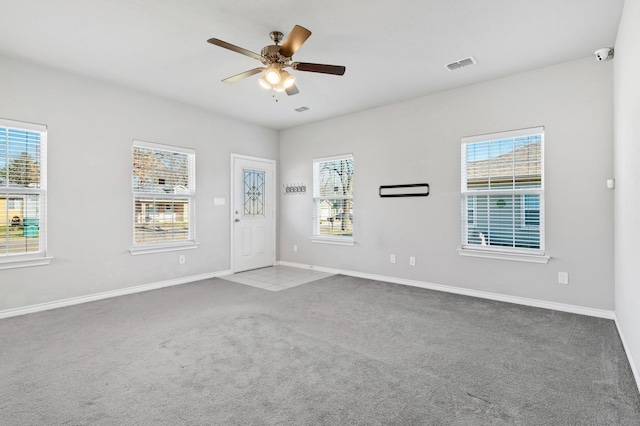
[294,106,310,112]
[446,56,477,71]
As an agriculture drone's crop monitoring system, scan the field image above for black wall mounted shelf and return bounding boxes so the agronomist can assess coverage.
[379,183,429,198]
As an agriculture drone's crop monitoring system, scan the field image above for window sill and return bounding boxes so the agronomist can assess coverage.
[458,248,550,264]
[0,253,53,270]
[129,241,199,256]
[311,236,355,246]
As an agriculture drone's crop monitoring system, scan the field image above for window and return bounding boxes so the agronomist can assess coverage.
[131,140,196,254]
[461,127,544,258]
[0,118,49,268]
[312,154,354,244]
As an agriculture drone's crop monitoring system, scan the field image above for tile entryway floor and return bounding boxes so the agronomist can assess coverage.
[223,265,334,292]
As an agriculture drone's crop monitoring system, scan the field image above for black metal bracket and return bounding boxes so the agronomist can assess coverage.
[379,183,430,198]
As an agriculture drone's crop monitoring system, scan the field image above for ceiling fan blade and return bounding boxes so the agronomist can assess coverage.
[285,84,299,96]
[293,62,346,76]
[222,67,264,83]
[207,38,263,61]
[279,25,312,58]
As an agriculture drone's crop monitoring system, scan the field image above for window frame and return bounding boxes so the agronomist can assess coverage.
[311,154,354,246]
[129,140,198,255]
[459,127,548,263]
[0,118,51,270]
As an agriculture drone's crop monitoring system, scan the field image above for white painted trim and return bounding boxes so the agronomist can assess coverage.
[310,236,355,246]
[0,269,233,319]
[132,139,195,155]
[461,126,544,144]
[0,255,53,270]
[129,242,199,255]
[277,261,614,319]
[0,117,46,132]
[613,313,640,393]
[458,248,550,264]
[230,153,277,163]
[313,153,354,164]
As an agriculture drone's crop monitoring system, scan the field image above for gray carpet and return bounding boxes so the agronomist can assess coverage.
[1,275,639,425]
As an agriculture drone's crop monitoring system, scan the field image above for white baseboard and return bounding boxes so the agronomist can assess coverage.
[613,314,640,393]
[0,269,233,319]
[4,262,612,321]
[277,261,615,319]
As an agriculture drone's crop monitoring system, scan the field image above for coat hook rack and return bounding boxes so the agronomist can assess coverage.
[283,183,306,194]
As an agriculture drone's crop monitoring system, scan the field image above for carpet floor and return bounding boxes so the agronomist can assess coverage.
[1,275,639,425]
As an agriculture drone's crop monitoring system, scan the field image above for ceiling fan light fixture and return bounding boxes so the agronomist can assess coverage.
[208,25,345,98]
[264,66,281,85]
[258,77,271,90]
[280,71,295,89]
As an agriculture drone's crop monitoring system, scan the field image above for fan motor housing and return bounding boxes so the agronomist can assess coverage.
[261,44,290,65]
[262,44,282,57]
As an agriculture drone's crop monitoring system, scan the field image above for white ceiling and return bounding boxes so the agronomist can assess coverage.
[0,0,624,130]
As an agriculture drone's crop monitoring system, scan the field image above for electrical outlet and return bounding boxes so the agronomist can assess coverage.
[179,255,186,265]
[558,272,569,284]
[293,244,298,252]
[409,256,416,266]
[390,254,396,264]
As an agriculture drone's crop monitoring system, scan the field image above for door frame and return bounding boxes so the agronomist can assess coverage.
[229,153,277,273]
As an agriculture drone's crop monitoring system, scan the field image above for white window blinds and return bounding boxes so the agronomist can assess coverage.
[132,141,195,246]
[0,119,47,258]
[313,154,354,239]
[461,127,544,254]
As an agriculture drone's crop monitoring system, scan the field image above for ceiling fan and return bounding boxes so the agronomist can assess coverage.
[207,25,346,97]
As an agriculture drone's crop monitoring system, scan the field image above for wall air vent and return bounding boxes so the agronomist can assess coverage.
[294,106,310,112]
[446,56,477,71]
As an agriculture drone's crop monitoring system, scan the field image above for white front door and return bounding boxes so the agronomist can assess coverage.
[231,155,275,272]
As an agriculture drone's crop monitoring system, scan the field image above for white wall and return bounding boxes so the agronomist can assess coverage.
[280,57,614,310]
[0,55,278,311]
[614,0,640,386]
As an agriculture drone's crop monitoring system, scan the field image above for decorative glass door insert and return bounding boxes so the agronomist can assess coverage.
[243,169,265,217]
